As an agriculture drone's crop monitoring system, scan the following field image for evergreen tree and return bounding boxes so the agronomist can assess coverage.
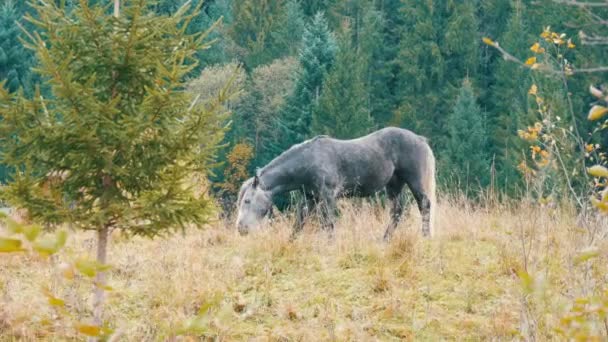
[153,0,224,74]
[198,0,235,68]
[313,24,373,138]
[270,0,306,58]
[0,1,34,185]
[0,1,33,93]
[359,6,392,126]
[395,0,445,136]
[443,1,479,86]
[374,0,404,124]
[445,78,490,192]
[274,12,336,153]
[0,1,227,325]
[230,0,286,69]
[488,1,534,192]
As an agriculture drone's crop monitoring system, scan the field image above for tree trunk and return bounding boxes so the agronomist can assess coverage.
[93,225,109,327]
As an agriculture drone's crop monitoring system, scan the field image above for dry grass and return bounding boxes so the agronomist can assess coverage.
[1,197,607,341]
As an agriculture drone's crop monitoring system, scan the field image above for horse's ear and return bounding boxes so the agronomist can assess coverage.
[252,175,259,189]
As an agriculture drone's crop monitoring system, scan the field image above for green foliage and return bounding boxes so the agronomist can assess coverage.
[274,12,337,153]
[488,1,534,194]
[313,24,374,138]
[445,79,490,191]
[0,1,35,184]
[230,0,286,69]
[270,0,306,58]
[0,1,32,94]
[247,57,298,167]
[359,6,393,126]
[0,1,226,237]
[394,0,445,137]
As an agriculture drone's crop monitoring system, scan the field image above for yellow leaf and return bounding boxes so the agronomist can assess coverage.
[567,39,575,49]
[530,42,545,54]
[588,165,608,178]
[75,258,112,278]
[591,197,608,213]
[22,225,41,242]
[482,37,495,46]
[94,281,114,292]
[55,230,67,250]
[573,247,600,265]
[0,237,24,253]
[42,288,65,307]
[47,295,65,307]
[5,217,23,235]
[75,323,102,337]
[33,238,59,256]
[32,230,67,256]
[516,268,534,294]
[525,57,537,66]
[528,84,538,95]
[75,259,97,277]
[588,105,608,121]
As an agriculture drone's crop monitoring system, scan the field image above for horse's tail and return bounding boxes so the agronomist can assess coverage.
[422,142,437,237]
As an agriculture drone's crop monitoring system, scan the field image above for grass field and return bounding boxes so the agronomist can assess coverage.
[1,197,607,341]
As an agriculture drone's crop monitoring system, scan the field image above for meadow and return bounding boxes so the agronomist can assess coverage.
[1,196,607,341]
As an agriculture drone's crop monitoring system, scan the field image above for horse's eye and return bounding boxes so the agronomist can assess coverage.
[244,199,251,204]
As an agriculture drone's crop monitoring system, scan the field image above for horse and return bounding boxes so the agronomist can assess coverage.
[235,127,436,240]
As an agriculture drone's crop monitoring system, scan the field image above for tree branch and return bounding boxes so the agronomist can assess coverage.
[553,0,608,7]
[486,41,608,74]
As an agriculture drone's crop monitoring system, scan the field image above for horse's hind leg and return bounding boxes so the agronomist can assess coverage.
[406,179,432,237]
[383,179,405,241]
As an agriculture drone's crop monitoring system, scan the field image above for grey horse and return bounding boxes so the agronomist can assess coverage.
[235,127,436,240]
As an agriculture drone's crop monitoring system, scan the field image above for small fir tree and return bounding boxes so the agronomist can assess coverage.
[0,0,226,326]
[313,22,373,138]
[275,11,336,153]
[445,78,490,193]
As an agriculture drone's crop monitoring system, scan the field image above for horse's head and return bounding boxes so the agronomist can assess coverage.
[235,175,272,235]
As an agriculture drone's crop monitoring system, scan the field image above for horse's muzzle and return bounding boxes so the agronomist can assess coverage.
[237,224,249,236]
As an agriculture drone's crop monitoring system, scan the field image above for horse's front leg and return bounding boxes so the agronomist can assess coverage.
[291,196,315,239]
[319,189,338,238]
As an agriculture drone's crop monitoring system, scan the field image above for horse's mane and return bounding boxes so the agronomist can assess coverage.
[259,136,325,176]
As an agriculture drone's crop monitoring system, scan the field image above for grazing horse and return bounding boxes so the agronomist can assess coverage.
[235,127,436,240]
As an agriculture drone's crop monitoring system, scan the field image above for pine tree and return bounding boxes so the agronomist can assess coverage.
[445,79,490,193]
[395,0,444,136]
[230,0,286,69]
[0,1,34,185]
[0,1,227,326]
[488,1,534,192]
[0,1,32,93]
[359,6,392,126]
[197,0,235,68]
[443,1,479,87]
[274,12,337,153]
[313,23,373,138]
[270,0,306,58]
